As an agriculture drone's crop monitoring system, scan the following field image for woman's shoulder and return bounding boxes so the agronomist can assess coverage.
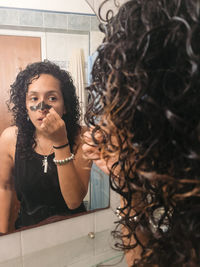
[0,126,18,156]
[0,126,18,141]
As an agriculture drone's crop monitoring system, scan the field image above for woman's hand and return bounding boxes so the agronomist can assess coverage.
[40,108,68,145]
[82,130,109,174]
[82,128,119,175]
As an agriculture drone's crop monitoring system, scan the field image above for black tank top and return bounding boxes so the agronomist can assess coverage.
[14,135,86,229]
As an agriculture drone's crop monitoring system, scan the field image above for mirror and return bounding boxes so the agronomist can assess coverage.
[0,4,108,235]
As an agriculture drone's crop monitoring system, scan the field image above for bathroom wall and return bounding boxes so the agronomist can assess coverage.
[0,0,93,14]
[0,191,126,267]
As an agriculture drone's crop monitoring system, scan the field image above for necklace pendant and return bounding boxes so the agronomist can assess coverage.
[43,156,48,173]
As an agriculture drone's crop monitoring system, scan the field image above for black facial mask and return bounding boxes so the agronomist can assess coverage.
[30,101,52,111]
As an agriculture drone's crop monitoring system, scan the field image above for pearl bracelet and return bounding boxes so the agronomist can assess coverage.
[53,153,74,166]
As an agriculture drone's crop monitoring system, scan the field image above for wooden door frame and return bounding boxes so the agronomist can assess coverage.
[0,29,46,60]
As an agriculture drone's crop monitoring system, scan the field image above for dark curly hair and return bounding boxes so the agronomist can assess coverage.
[85,0,200,266]
[9,60,81,158]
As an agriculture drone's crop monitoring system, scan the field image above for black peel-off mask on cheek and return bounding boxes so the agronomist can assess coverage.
[30,101,52,111]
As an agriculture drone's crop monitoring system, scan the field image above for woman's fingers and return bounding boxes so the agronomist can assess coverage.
[40,108,67,142]
[41,108,58,126]
[82,127,120,175]
[83,131,97,146]
[83,129,105,145]
[82,143,100,160]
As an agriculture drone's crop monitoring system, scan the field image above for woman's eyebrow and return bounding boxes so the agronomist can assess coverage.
[46,90,60,94]
[27,90,59,95]
[26,91,38,95]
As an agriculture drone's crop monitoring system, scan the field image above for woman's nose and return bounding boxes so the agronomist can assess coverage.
[37,101,52,111]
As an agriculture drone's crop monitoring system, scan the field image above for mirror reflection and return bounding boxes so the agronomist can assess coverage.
[0,6,109,235]
[0,61,92,234]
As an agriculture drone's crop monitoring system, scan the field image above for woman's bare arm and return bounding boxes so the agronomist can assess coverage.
[39,108,92,210]
[0,127,16,233]
[54,128,92,209]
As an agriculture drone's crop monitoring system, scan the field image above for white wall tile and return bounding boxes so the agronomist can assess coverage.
[90,31,104,55]
[94,208,116,233]
[0,258,22,267]
[68,256,94,267]
[94,252,127,267]
[21,213,94,255]
[0,232,21,263]
[94,190,120,233]
[23,234,95,267]
[46,32,89,63]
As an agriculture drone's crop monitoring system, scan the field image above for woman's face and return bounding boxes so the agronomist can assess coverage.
[26,74,66,130]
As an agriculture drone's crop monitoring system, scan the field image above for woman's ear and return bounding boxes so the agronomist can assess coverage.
[63,106,67,114]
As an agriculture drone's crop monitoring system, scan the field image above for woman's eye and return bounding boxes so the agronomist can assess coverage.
[49,96,57,101]
[30,97,38,101]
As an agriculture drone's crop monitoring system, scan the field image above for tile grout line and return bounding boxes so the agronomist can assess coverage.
[20,232,24,267]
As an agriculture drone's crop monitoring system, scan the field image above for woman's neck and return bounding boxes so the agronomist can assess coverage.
[34,131,54,154]
[35,130,51,142]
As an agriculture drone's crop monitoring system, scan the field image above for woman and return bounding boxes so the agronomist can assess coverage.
[0,61,91,233]
[83,0,200,266]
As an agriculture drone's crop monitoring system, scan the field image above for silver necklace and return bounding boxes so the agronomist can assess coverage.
[42,156,49,173]
[36,140,53,173]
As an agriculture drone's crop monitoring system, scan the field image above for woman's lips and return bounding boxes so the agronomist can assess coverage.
[37,117,45,124]
[38,116,46,121]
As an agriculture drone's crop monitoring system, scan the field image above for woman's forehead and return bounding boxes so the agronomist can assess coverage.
[27,74,61,94]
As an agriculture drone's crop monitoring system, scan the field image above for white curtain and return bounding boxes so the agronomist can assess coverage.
[69,49,86,124]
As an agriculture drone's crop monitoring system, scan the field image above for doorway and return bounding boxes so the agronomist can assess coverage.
[0,34,41,135]
[0,34,42,231]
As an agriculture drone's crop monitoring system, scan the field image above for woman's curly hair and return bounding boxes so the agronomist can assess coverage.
[9,60,80,158]
[85,0,200,266]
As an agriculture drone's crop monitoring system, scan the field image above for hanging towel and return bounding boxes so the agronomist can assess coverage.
[88,51,98,84]
[69,49,86,123]
[89,163,110,210]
